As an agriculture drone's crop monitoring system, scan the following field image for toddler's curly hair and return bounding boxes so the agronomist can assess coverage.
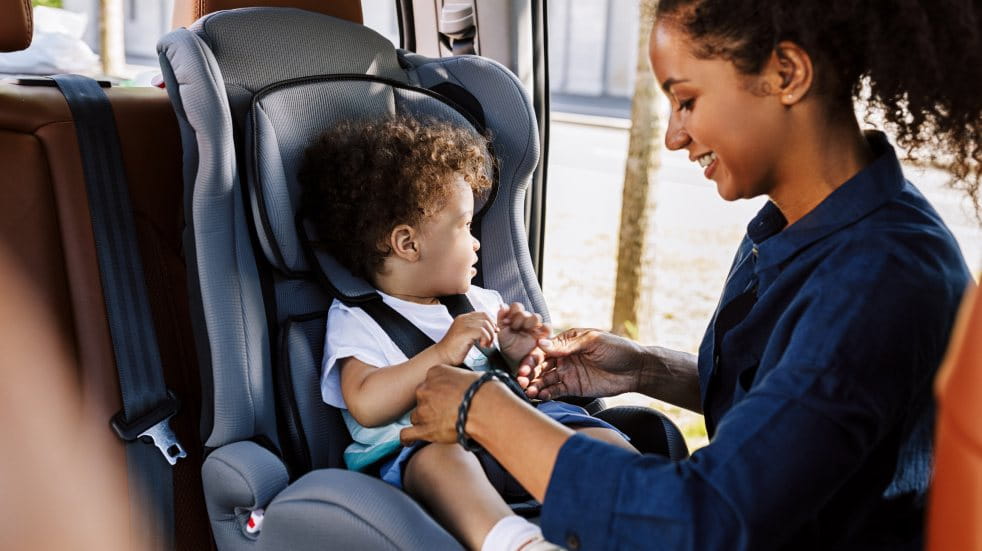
[299,115,493,281]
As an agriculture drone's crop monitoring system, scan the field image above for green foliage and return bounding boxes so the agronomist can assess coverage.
[32,0,63,8]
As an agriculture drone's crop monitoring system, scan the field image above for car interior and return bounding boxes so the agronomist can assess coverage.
[0,0,979,549]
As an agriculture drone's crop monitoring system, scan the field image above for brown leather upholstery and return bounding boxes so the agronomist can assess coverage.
[0,80,210,549]
[928,284,982,551]
[2,2,362,547]
[171,0,363,28]
[0,0,32,52]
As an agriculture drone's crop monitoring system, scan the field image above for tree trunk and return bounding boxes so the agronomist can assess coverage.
[611,0,660,338]
[100,0,125,76]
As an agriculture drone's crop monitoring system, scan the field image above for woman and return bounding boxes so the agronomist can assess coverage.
[401,1,980,549]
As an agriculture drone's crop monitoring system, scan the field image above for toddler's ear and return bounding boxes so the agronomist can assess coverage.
[389,224,420,261]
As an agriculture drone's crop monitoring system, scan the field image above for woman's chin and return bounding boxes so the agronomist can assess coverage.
[715,182,740,202]
[714,176,751,202]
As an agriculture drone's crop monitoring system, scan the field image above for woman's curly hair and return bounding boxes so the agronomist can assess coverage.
[657,0,982,214]
[298,115,493,281]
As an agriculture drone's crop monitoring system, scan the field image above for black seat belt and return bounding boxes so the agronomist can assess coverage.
[51,74,184,550]
[355,294,474,359]
[358,294,519,377]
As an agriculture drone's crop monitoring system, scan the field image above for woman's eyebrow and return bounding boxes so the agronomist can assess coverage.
[661,77,689,93]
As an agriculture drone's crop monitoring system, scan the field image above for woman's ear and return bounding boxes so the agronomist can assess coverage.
[772,40,814,106]
[389,224,420,262]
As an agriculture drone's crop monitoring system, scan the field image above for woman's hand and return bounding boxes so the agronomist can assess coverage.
[400,365,482,445]
[525,328,645,400]
[497,302,551,366]
[435,312,497,366]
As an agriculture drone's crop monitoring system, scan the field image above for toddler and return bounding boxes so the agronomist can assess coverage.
[300,115,634,551]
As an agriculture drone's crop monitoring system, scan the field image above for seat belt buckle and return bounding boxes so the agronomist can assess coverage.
[110,390,187,465]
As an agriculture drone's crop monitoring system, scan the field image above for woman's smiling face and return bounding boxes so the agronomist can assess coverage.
[649,20,791,202]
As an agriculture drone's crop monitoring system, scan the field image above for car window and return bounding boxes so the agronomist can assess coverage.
[0,1,401,85]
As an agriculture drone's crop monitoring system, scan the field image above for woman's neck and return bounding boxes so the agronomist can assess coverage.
[769,112,875,226]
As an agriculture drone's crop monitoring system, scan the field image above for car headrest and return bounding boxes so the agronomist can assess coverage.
[171,0,363,29]
[0,0,32,52]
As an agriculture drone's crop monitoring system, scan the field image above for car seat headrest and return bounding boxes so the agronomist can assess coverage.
[252,76,484,298]
[184,8,403,104]
[171,8,488,303]
[0,0,33,52]
[171,0,363,29]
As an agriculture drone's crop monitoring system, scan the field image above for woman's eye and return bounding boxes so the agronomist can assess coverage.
[677,98,695,112]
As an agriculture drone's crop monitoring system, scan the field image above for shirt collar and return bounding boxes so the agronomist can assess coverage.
[747,131,905,271]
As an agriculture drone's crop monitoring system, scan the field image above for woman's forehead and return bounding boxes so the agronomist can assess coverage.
[648,22,694,82]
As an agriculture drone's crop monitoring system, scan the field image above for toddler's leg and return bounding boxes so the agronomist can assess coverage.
[573,426,639,453]
[403,443,540,551]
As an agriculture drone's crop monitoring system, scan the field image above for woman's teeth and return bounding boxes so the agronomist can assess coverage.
[697,152,717,168]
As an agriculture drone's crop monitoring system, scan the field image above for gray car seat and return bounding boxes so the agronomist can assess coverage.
[158,7,549,549]
[158,7,687,550]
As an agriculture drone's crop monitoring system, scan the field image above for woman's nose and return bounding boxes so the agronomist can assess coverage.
[664,110,690,151]
[473,237,481,251]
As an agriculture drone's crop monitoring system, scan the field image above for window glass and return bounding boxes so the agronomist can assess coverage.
[1,1,401,84]
[361,1,400,48]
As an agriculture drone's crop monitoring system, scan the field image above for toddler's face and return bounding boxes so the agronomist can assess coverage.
[415,175,480,296]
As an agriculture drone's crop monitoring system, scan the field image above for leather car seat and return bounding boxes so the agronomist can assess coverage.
[1,1,376,549]
[928,284,982,551]
[0,0,208,547]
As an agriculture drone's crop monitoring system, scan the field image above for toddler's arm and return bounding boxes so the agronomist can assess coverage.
[340,311,496,427]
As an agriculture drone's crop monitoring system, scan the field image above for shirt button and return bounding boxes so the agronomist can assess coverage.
[566,532,581,550]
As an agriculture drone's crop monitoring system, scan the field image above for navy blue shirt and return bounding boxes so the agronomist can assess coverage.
[541,133,971,550]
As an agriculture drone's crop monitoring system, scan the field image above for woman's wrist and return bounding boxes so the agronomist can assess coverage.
[462,379,514,443]
[640,345,702,413]
[456,371,503,450]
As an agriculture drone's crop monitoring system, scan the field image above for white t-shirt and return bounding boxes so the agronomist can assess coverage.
[320,285,505,407]
[320,286,505,471]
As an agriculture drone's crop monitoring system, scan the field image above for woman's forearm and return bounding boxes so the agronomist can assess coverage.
[639,346,702,413]
[466,383,575,502]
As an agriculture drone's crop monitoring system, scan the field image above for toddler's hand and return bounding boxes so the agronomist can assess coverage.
[497,302,551,365]
[435,311,496,366]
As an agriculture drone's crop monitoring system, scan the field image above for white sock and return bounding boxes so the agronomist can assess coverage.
[480,515,543,551]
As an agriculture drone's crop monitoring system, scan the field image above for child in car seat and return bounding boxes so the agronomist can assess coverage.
[299,115,635,551]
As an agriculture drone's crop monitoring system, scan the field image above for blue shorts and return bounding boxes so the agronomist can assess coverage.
[379,400,627,489]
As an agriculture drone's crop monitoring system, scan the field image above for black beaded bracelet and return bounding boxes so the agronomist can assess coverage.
[457,371,500,451]
[456,368,528,452]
